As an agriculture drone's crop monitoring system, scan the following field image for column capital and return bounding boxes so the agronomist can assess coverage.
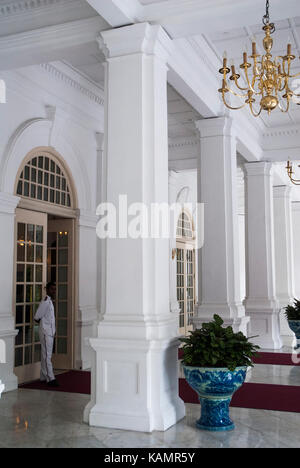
[98,22,173,63]
[244,161,273,177]
[0,192,20,215]
[273,185,293,199]
[195,116,234,139]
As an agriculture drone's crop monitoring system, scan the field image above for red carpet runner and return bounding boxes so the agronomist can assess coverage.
[20,369,300,413]
[178,349,300,366]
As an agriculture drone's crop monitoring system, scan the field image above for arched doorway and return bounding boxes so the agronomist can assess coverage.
[13,147,77,383]
[176,210,196,336]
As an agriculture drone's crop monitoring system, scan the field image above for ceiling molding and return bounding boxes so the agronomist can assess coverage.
[40,62,104,107]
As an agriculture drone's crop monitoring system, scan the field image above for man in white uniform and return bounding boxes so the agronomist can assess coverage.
[34,282,59,387]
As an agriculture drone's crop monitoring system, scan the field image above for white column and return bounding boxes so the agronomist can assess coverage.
[0,193,19,391]
[84,23,185,432]
[168,171,180,317]
[244,162,282,349]
[292,202,300,300]
[194,117,249,334]
[76,212,98,370]
[273,185,295,347]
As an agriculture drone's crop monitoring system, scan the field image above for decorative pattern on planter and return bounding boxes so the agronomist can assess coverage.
[288,320,300,349]
[183,366,247,431]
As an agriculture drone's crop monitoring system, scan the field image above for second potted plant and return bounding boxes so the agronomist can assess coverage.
[180,315,259,432]
[284,299,300,349]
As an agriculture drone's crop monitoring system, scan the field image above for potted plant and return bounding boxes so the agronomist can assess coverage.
[284,299,300,349]
[180,314,259,432]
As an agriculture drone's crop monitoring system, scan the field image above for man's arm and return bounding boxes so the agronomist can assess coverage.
[34,301,48,322]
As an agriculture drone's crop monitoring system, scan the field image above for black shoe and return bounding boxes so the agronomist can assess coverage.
[48,379,59,387]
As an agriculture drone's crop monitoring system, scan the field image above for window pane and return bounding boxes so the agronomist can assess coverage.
[16,285,24,303]
[36,245,43,263]
[15,347,23,367]
[27,224,35,242]
[35,285,42,303]
[26,285,34,303]
[27,244,34,262]
[58,285,67,300]
[25,326,32,344]
[57,338,67,354]
[58,302,67,318]
[35,265,43,283]
[36,225,43,244]
[25,305,32,324]
[58,320,67,336]
[58,267,67,282]
[16,264,25,283]
[16,306,23,325]
[24,346,32,365]
[17,180,22,195]
[26,265,34,283]
[58,249,68,265]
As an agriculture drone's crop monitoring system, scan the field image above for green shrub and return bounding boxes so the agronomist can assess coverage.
[180,314,259,372]
[284,299,300,321]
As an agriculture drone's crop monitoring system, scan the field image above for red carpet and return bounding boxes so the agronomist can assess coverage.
[20,370,91,395]
[178,379,300,413]
[178,349,300,366]
[20,370,300,413]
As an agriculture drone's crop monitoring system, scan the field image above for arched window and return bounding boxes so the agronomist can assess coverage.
[15,151,73,209]
[176,210,196,336]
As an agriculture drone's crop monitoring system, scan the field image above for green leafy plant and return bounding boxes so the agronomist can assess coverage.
[180,314,259,372]
[284,299,300,321]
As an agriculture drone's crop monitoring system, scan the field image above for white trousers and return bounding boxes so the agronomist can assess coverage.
[39,328,55,382]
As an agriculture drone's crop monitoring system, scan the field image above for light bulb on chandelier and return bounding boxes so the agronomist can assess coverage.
[218,0,300,117]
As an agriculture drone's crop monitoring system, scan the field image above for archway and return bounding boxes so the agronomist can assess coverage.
[13,147,78,383]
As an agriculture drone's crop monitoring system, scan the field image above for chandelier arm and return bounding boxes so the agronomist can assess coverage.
[249,101,262,118]
[288,72,300,78]
[221,92,247,110]
[278,98,290,113]
[227,87,248,99]
[233,77,249,91]
[288,175,300,185]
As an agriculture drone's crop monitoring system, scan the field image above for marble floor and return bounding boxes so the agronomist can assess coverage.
[0,383,299,448]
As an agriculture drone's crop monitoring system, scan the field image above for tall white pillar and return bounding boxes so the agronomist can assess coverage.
[0,192,19,391]
[194,117,249,334]
[244,162,282,349]
[84,23,185,433]
[292,202,300,300]
[273,185,295,347]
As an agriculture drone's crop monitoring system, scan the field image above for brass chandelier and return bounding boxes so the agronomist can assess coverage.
[218,0,300,117]
[286,161,300,185]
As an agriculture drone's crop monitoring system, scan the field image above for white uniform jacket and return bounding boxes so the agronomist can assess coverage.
[34,296,56,337]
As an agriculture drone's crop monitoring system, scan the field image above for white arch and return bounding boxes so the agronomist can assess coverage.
[0,118,92,211]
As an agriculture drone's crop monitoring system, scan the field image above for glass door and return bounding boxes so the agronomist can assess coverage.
[176,243,196,336]
[47,218,74,369]
[14,209,47,383]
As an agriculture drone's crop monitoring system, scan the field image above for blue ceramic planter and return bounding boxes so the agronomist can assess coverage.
[183,366,247,431]
[288,320,300,349]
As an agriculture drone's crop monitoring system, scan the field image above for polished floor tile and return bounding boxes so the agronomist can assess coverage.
[1,388,300,448]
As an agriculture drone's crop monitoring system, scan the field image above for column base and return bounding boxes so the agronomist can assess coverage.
[84,336,185,433]
[245,304,283,349]
[0,329,18,392]
[194,304,249,335]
